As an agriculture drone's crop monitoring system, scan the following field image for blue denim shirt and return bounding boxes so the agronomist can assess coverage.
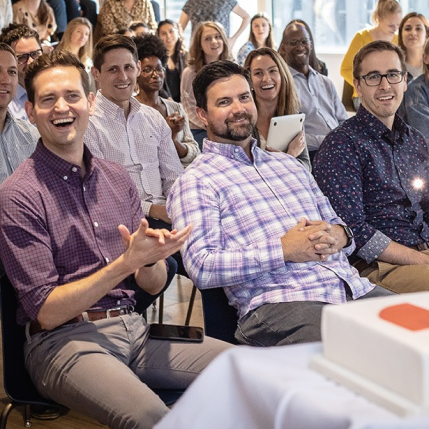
[398,74,429,143]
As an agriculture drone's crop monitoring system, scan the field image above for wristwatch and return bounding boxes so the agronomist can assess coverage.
[341,225,354,247]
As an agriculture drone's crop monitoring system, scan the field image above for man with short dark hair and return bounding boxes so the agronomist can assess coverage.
[0,50,229,429]
[0,23,43,121]
[85,34,183,231]
[314,40,429,294]
[167,60,391,347]
[279,21,348,161]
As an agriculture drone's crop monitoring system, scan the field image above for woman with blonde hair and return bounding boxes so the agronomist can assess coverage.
[57,17,95,91]
[237,12,275,66]
[341,0,402,110]
[398,12,429,80]
[181,21,232,149]
[244,47,310,171]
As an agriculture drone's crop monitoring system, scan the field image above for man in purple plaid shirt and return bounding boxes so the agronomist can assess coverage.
[0,51,230,429]
[167,60,392,347]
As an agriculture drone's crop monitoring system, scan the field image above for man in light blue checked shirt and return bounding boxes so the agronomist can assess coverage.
[167,60,392,347]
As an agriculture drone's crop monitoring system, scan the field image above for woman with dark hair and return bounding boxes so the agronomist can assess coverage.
[398,12,429,80]
[12,0,56,42]
[244,47,310,171]
[134,34,200,167]
[181,21,232,149]
[237,12,275,66]
[157,19,188,102]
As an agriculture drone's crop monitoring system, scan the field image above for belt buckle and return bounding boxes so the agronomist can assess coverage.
[106,305,132,318]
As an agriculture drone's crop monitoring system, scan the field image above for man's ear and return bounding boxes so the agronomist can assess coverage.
[353,78,361,98]
[91,66,99,82]
[25,100,36,125]
[196,106,208,127]
[88,92,96,116]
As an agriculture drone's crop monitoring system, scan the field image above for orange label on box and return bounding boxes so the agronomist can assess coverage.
[379,303,429,331]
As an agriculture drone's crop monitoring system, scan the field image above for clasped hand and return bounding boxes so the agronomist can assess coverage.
[118,218,192,271]
[281,217,341,263]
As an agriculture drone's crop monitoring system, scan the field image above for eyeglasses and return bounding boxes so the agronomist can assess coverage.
[358,71,406,86]
[141,66,165,76]
[284,38,311,47]
[16,49,43,65]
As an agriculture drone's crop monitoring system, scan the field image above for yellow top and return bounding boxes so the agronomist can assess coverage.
[340,28,399,98]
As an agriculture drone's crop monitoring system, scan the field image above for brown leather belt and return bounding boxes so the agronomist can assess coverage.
[29,306,133,336]
[412,242,429,251]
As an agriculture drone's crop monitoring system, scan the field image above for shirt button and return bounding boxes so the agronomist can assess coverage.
[83,186,86,191]
[94,222,99,227]
[105,257,110,263]
[230,155,234,159]
[72,167,78,172]
[63,176,68,180]
[234,148,239,152]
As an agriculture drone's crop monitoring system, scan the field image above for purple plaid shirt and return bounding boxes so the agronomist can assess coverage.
[0,140,142,325]
[167,139,374,319]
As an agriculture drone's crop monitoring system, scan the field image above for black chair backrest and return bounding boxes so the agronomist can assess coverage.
[0,274,56,405]
[200,287,239,344]
[342,79,355,112]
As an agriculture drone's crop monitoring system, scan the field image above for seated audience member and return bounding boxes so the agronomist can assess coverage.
[292,19,328,76]
[85,35,185,268]
[157,19,187,103]
[0,23,42,121]
[12,0,57,42]
[399,38,429,141]
[244,47,310,171]
[167,60,391,347]
[237,12,275,66]
[279,21,347,162]
[181,21,232,149]
[340,0,402,110]
[0,50,230,429]
[131,21,150,37]
[314,41,429,294]
[99,0,157,36]
[179,0,250,49]
[134,34,200,168]
[57,17,95,91]
[398,12,429,81]
[0,42,38,184]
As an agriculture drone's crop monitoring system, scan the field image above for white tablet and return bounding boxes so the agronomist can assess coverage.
[266,113,305,152]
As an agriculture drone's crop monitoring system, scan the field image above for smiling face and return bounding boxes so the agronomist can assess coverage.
[25,66,95,156]
[0,50,18,112]
[158,23,178,50]
[137,56,164,94]
[354,50,407,129]
[200,26,224,63]
[249,54,281,103]
[401,16,427,52]
[12,37,42,87]
[92,48,140,109]
[279,24,312,74]
[378,12,402,38]
[70,24,90,49]
[252,17,270,46]
[196,74,257,144]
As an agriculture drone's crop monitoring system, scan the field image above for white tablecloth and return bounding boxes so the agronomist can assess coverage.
[155,342,429,429]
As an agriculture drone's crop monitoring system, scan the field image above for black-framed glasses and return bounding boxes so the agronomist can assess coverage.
[284,38,311,47]
[16,49,43,65]
[359,71,406,86]
[141,66,165,76]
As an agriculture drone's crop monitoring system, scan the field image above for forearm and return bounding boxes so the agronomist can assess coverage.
[135,260,167,295]
[378,241,429,265]
[37,253,136,330]
[149,204,171,224]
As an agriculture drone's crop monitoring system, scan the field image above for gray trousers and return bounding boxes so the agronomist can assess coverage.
[25,314,231,429]
[235,285,393,346]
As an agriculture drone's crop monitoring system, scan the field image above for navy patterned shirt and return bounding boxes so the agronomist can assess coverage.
[314,106,429,263]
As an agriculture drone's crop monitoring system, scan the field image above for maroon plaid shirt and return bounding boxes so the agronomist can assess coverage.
[0,140,142,325]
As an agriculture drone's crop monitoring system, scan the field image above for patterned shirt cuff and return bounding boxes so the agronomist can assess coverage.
[357,230,392,264]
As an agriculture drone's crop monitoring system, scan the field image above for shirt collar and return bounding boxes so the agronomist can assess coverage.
[356,105,410,144]
[95,90,141,118]
[289,65,316,78]
[33,139,96,183]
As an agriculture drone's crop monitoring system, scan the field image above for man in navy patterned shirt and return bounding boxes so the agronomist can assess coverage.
[315,40,429,294]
